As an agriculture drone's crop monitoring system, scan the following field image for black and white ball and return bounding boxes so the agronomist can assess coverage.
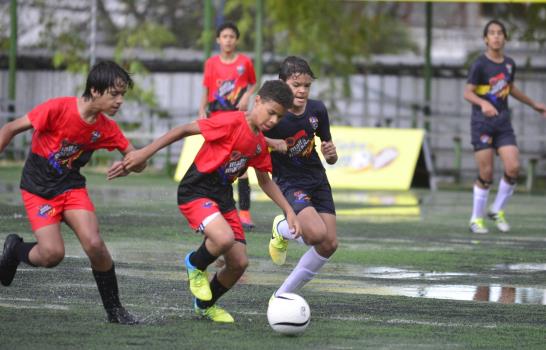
[267,293,310,335]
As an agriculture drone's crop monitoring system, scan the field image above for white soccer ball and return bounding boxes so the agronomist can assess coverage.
[267,293,311,335]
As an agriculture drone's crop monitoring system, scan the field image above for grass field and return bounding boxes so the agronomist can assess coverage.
[1,165,545,349]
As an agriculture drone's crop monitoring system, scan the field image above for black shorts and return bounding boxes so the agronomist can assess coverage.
[279,177,336,215]
[470,111,517,151]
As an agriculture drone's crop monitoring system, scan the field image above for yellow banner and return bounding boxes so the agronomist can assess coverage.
[323,127,425,190]
[174,127,425,191]
[174,135,205,182]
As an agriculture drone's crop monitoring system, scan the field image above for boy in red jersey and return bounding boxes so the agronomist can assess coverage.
[0,61,144,324]
[198,21,257,230]
[121,80,301,323]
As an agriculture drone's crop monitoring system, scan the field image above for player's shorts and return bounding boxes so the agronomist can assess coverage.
[21,188,95,231]
[280,178,336,215]
[178,198,246,243]
[471,111,517,151]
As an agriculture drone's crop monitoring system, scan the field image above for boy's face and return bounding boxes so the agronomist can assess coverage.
[91,81,127,116]
[251,96,285,132]
[285,73,313,110]
[216,28,238,54]
[484,23,505,51]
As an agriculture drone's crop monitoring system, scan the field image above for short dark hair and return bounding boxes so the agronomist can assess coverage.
[257,80,293,110]
[82,61,133,99]
[216,21,240,39]
[483,19,508,40]
[278,56,316,81]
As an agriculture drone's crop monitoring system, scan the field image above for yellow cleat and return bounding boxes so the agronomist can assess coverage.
[269,214,288,265]
[185,252,212,301]
[194,299,235,323]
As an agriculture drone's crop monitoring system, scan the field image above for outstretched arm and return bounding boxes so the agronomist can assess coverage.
[255,170,302,237]
[510,85,546,118]
[265,137,288,153]
[122,121,201,172]
[107,143,148,180]
[0,115,33,153]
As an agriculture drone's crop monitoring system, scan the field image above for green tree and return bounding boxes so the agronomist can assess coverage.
[224,0,417,109]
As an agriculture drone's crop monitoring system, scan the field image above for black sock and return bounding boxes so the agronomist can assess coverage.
[196,273,229,309]
[238,178,251,210]
[189,241,218,271]
[92,264,122,310]
[15,242,37,266]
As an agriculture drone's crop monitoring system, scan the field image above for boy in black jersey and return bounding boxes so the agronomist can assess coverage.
[264,56,339,299]
[464,20,546,234]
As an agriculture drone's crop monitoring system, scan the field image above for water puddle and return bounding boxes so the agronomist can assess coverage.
[248,262,546,305]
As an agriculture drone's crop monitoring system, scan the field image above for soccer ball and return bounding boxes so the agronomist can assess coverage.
[267,293,310,335]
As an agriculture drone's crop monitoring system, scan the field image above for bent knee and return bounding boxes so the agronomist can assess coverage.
[41,248,65,267]
[227,257,249,274]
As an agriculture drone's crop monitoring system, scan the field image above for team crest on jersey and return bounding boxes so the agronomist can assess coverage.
[309,116,319,130]
[236,64,245,75]
[90,130,101,143]
[38,204,56,218]
[255,144,262,155]
[480,134,492,144]
[506,64,513,75]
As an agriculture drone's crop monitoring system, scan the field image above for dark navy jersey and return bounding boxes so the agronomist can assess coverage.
[467,54,516,118]
[264,99,332,188]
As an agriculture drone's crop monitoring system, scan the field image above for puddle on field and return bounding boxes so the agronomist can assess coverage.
[245,261,546,305]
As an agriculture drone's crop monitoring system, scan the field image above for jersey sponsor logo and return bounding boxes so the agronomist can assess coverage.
[309,116,319,130]
[38,204,56,218]
[218,150,250,183]
[90,130,101,143]
[485,73,510,106]
[47,140,84,174]
[480,134,492,144]
[286,130,314,160]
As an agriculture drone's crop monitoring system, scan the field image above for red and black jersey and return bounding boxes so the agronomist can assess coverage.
[20,97,129,199]
[202,54,256,117]
[264,99,332,189]
[177,111,271,211]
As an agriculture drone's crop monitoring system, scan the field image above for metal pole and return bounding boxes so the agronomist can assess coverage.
[204,0,213,59]
[8,0,17,107]
[424,2,433,132]
[90,0,97,67]
[254,0,264,85]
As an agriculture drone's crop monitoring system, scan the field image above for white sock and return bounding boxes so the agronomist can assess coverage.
[275,247,328,296]
[471,185,489,221]
[276,217,306,244]
[490,178,515,213]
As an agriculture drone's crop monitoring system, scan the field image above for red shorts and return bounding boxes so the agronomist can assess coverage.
[21,188,95,231]
[178,198,245,242]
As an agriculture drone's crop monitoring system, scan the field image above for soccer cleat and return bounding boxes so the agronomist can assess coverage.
[488,210,510,232]
[193,298,234,323]
[269,214,288,265]
[0,234,23,286]
[185,252,212,301]
[239,210,255,231]
[106,306,139,325]
[469,218,488,234]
